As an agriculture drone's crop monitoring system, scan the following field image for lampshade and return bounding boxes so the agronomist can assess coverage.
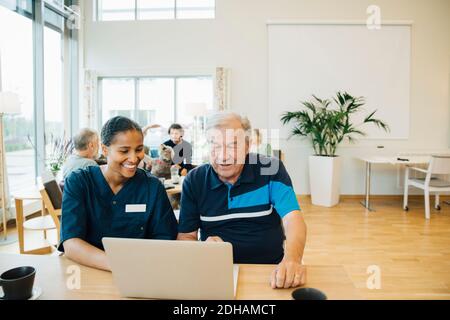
[186,102,207,117]
[0,91,21,114]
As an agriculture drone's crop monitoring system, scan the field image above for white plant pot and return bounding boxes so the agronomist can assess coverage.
[309,155,341,207]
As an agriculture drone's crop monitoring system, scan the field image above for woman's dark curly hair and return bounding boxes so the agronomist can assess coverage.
[101,116,143,146]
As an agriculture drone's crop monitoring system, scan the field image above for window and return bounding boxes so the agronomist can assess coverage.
[44,7,65,157]
[0,3,35,195]
[139,78,174,127]
[138,0,175,20]
[101,78,135,124]
[97,0,135,21]
[176,77,212,125]
[176,0,215,19]
[99,76,213,162]
[1,0,79,194]
[176,77,212,162]
[97,0,215,21]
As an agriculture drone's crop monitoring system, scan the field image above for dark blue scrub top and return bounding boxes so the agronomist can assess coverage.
[58,166,178,252]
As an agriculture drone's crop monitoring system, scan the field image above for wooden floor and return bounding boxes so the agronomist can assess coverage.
[1,195,449,300]
[300,196,450,300]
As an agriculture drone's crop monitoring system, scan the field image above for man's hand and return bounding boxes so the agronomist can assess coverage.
[270,259,306,289]
[271,211,307,289]
[206,236,223,242]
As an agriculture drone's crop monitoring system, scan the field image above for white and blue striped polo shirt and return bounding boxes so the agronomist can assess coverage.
[178,153,300,264]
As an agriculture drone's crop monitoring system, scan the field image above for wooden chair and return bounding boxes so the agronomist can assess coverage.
[21,201,58,254]
[20,176,63,254]
[39,180,62,243]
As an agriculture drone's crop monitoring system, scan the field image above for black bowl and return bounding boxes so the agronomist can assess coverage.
[292,287,327,300]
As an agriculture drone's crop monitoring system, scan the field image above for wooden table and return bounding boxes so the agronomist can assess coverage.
[164,178,182,196]
[165,183,182,196]
[0,253,360,300]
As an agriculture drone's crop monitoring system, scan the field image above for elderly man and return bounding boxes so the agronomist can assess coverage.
[62,128,99,179]
[177,112,307,289]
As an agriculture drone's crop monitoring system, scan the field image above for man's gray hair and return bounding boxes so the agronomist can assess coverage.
[73,128,98,151]
[205,111,252,140]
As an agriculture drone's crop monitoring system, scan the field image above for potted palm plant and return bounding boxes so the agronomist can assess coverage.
[281,91,389,207]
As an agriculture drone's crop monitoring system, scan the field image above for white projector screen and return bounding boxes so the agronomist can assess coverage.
[268,23,411,139]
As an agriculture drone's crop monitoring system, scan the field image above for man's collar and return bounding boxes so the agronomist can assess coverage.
[209,167,223,190]
[209,154,254,189]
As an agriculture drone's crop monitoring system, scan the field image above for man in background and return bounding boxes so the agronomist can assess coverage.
[163,123,193,176]
[62,128,99,179]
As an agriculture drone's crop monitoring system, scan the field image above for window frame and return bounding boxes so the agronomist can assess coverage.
[97,75,213,130]
[96,0,216,21]
[175,0,216,19]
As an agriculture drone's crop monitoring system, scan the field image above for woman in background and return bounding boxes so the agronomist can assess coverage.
[250,128,272,157]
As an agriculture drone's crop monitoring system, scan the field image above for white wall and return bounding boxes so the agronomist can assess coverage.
[82,0,450,195]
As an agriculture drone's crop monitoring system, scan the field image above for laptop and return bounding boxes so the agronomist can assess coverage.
[102,238,239,300]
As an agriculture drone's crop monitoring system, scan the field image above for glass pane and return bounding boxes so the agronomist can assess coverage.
[176,77,213,163]
[44,6,64,32]
[47,0,63,6]
[99,0,135,21]
[101,78,135,125]
[176,77,213,125]
[138,0,174,20]
[0,5,35,194]
[0,0,33,16]
[177,0,215,19]
[44,24,65,166]
[139,78,174,147]
[138,78,174,127]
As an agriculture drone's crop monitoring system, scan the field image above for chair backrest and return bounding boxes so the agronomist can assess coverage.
[429,155,450,175]
[38,171,63,240]
[43,179,62,210]
[39,187,62,240]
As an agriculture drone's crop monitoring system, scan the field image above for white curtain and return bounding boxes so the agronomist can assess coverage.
[83,70,98,129]
[214,67,231,111]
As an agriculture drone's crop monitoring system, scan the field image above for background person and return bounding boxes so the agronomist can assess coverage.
[163,123,193,176]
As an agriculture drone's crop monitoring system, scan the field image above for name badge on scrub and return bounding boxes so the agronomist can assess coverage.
[125,204,147,213]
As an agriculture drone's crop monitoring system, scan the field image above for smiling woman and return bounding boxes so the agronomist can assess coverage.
[58,116,178,271]
[100,116,145,187]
